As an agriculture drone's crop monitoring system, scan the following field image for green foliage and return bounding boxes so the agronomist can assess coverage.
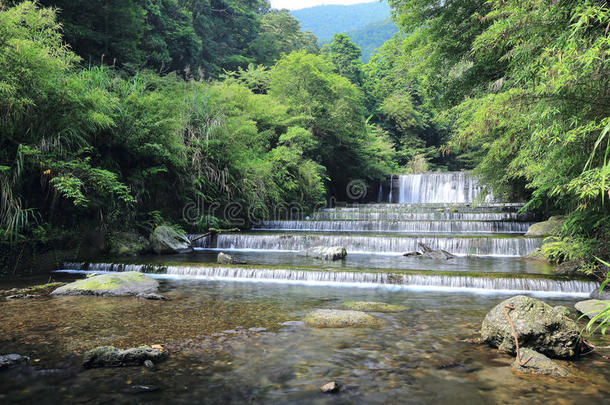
[322,34,364,85]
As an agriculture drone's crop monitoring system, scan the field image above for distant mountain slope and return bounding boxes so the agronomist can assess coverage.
[291,2,392,41]
[335,18,398,62]
[291,2,397,63]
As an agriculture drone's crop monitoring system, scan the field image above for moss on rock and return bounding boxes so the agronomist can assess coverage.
[343,301,407,312]
[51,272,158,297]
[304,309,378,328]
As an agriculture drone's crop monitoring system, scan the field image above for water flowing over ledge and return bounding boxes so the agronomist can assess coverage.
[397,172,493,203]
[56,262,597,297]
[192,233,544,257]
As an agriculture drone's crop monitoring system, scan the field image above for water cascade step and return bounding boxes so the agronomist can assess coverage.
[398,172,493,203]
[193,233,542,257]
[57,262,597,296]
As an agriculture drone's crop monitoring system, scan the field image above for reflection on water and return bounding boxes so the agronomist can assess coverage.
[1,278,609,404]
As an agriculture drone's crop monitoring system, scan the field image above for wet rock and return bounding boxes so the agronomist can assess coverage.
[525,216,565,237]
[403,251,422,257]
[298,246,347,261]
[511,348,570,377]
[320,381,341,393]
[129,385,160,394]
[137,293,168,300]
[51,272,159,297]
[590,289,610,300]
[575,299,610,321]
[109,231,150,256]
[304,309,378,328]
[404,243,455,260]
[481,295,581,359]
[343,301,407,312]
[150,225,193,254]
[248,327,267,332]
[216,252,245,264]
[279,321,305,327]
[0,354,29,370]
[83,346,169,368]
[143,360,155,369]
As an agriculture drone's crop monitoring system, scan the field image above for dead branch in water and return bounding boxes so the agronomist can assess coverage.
[190,227,240,242]
[503,305,532,366]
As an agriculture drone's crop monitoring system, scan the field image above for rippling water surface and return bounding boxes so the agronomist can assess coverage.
[1,277,609,404]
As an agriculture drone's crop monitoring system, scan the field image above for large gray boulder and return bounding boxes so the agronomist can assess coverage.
[51,272,159,297]
[298,246,346,261]
[481,295,581,359]
[511,348,570,377]
[150,226,193,254]
[525,216,565,237]
[83,346,168,368]
[590,289,610,300]
[575,299,610,321]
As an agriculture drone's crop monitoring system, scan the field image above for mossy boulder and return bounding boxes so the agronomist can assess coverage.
[511,348,570,377]
[304,309,378,328]
[481,295,581,359]
[150,226,193,254]
[51,272,158,297]
[575,299,610,321]
[83,346,168,368]
[525,216,565,237]
[343,301,407,312]
[109,232,150,256]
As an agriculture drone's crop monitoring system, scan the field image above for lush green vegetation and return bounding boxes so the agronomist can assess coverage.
[0,1,392,263]
[367,0,609,276]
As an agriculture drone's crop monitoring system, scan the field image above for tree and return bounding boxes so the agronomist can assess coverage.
[322,33,364,85]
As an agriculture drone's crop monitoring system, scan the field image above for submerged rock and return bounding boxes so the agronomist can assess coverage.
[481,295,581,359]
[0,354,29,370]
[51,272,159,297]
[298,246,347,261]
[404,243,455,260]
[511,348,570,377]
[150,226,193,254]
[525,216,565,237]
[575,299,610,321]
[320,381,341,393]
[304,309,378,328]
[137,293,168,300]
[83,346,169,368]
[343,301,407,312]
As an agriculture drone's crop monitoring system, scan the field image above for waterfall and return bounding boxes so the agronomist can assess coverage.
[197,233,543,257]
[377,181,383,203]
[398,172,492,204]
[388,175,393,202]
[57,262,597,296]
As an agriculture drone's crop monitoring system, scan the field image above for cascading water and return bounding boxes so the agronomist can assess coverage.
[388,174,393,202]
[398,172,492,204]
[57,262,597,296]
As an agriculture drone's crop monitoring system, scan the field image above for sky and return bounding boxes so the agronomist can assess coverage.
[270,0,377,11]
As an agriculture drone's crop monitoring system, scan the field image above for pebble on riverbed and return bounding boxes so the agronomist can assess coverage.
[320,381,341,393]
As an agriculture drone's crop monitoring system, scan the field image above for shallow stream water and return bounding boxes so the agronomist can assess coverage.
[1,277,609,404]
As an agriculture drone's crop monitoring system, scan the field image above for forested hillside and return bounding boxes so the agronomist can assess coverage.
[291,1,397,62]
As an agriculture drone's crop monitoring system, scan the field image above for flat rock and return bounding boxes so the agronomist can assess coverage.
[51,272,158,297]
[481,295,581,359]
[0,354,29,370]
[298,246,347,261]
[575,299,610,321]
[83,346,169,368]
[343,301,407,312]
[511,348,570,377]
[304,309,378,328]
